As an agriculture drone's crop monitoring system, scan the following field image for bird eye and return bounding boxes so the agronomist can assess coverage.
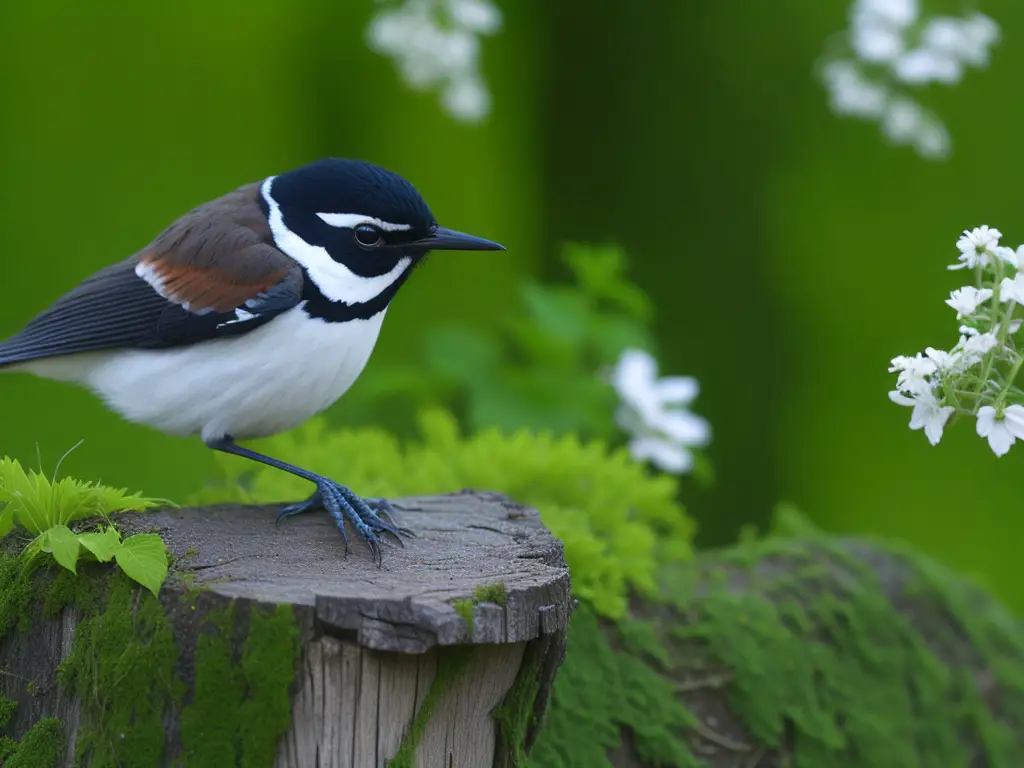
[354,223,384,249]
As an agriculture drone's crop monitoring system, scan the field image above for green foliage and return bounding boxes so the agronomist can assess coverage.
[2,717,63,768]
[342,244,656,442]
[180,603,301,768]
[0,456,170,595]
[0,455,157,534]
[58,573,181,767]
[195,408,693,618]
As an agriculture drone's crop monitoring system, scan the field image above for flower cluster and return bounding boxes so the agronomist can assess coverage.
[820,0,999,159]
[609,349,711,474]
[366,0,502,123]
[889,226,1024,456]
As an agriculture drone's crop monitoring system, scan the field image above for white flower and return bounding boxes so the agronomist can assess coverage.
[889,388,954,445]
[367,0,502,122]
[999,274,1024,304]
[950,225,1001,270]
[879,98,950,159]
[975,405,1024,457]
[888,352,937,393]
[925,346,961,372]
[963,331,999,356]
[610,348,711,474]
[822,61,888,118]
[894,48,963,85]
[446,0,501,32]
[854,0,918,29]
[851,20,905,63]
[1011,319,1023,334]
[994,245,1020,268]
[945,286,993,318]
[820,2,999,162]
[959,13,1000,66]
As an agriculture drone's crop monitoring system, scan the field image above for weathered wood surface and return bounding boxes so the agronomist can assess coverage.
[0,491,572,768]
[123,490,572,653]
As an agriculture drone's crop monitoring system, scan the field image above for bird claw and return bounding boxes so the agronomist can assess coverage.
[275,483,412,565]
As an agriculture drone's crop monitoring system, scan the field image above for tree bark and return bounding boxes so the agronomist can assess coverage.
[0,491,572,768]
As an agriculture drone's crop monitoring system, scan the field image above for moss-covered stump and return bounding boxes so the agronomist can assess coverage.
[531,529,1024,767]
[0,491,571,768]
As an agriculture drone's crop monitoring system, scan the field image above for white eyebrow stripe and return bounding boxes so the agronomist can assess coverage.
[316,212,412,232]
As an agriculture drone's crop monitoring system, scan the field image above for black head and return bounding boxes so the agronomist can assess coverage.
[264,158,504,281]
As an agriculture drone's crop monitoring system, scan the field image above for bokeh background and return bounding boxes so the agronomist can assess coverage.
[2,1,1023,611]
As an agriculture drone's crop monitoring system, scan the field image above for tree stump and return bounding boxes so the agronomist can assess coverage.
[0,491,572,768]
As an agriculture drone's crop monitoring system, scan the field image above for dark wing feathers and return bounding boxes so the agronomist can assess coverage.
[136,183,295,314]
[0,182,303,366]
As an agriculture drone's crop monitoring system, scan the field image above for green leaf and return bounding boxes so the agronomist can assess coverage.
[78,526,122,563]
[114,534,169,596]
[41,525,82,574]
[0,455,161,535]
[0,504,13,539]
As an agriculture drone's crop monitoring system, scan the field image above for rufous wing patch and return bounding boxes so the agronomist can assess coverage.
[135,253,288,315]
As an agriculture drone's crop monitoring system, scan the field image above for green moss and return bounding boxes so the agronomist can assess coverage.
[475,582,508,606]
[0,554,35,639]
[528,604,697,768]
[180,602,300,767]
[452,583,508,637]
[388,647,475,768]
[492,648,542,768]
[58,572,180,767]
[180,603,242,766]
[4,717,63,768]
[0,695,16,728]
[530,518,1024,767]
[43,565,99,617]
[453,599,475,635]
[239,605,301,767]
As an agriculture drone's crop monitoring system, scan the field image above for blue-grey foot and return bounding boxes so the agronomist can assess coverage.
[275,482,412,561]
[204,437,409,565]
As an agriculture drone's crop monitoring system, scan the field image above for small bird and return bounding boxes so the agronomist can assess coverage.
[0,158,505,562]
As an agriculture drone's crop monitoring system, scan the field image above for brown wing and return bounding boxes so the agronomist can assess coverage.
[0,183,305,365]
[135,182,298,315]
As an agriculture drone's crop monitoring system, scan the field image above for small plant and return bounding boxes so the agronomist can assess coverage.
[0,453,170,596]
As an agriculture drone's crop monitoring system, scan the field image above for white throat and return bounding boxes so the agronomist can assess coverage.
[260,176,412,305]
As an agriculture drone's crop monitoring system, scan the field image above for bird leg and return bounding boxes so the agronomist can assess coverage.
[205,436,409,565]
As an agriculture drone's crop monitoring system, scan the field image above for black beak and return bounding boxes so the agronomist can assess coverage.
[408,226,506,252]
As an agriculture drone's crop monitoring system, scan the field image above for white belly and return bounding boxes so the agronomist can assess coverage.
[24,307,386,442]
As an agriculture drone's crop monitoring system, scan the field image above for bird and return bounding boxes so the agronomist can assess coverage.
[0,157,505,563]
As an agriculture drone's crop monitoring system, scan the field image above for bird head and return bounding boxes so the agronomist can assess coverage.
[260,158,503,308]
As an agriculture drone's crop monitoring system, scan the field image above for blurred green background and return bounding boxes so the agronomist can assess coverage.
[2,2,1022,611]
